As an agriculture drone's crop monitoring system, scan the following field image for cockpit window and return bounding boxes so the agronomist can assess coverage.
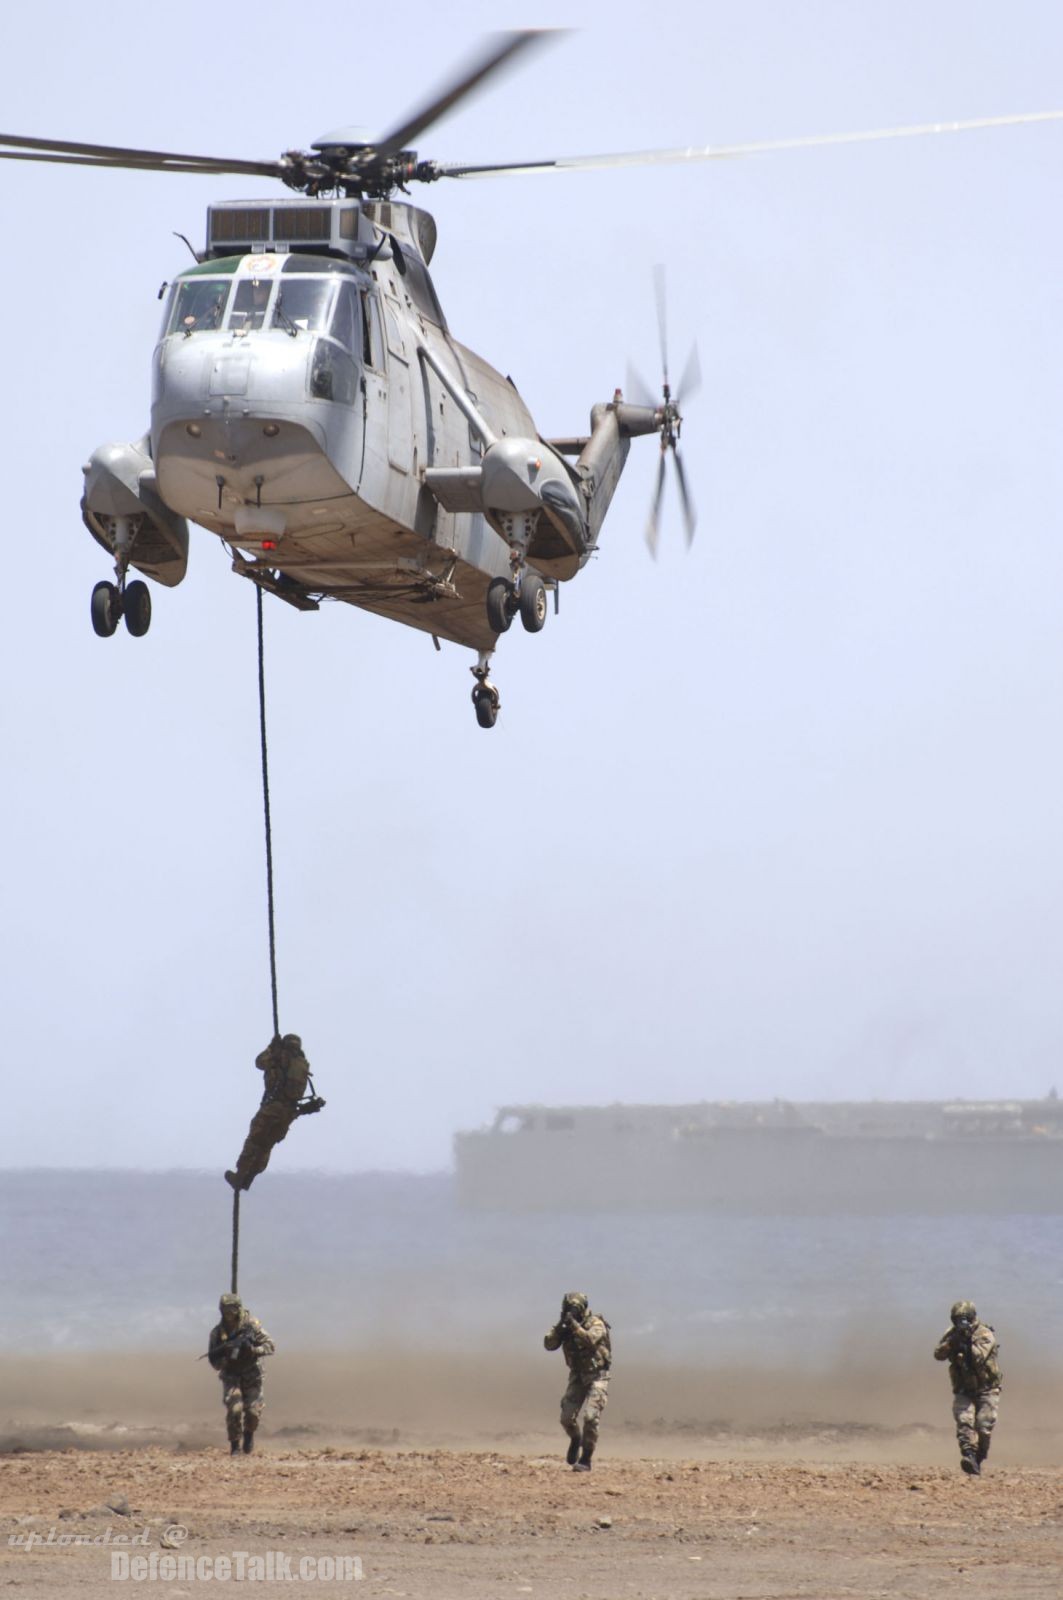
[229,278,275,334]
[168,279,229,336]
[329,281,358,352]
[271,278,333,335]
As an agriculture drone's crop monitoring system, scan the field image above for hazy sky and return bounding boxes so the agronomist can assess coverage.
[2,1,1062,1171]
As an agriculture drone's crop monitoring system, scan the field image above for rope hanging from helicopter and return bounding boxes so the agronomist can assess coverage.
[257,586,281,1042]
[228,588,279,1295]
[224,586,325,1295]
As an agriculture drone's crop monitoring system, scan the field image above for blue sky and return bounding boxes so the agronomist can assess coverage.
[2,1,1062,1170]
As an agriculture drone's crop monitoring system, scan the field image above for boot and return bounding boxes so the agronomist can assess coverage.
[224,1171,240,1190]
[229,1438,241,1456]
[976,1434,990,1466]
[242,1430,255,1454]
[574,1446,594,1472]
[565,1437,581,1466]
[960,1449,980,1476]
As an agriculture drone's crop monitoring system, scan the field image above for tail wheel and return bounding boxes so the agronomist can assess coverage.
[124,579,152,637]
[486,577,514,634]
[519,574,547,633]
[90,580,121,638]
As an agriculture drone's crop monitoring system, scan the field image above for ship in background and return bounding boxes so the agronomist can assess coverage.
[454,1097,1063,1213]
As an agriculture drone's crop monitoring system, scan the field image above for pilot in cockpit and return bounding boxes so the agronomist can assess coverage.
[230,278,272,334]
[180,284,226,334]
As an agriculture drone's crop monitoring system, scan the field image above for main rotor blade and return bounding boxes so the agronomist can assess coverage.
[438,107,1063,179]
[0,130,284,178]
[0,150,285,178]
[646,453,667,560]
[672,449,697,546]
[372,31,556,162]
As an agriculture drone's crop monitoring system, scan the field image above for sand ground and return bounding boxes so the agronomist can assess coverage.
[3,1445,1062,1598]
[1,1354,1061,1596]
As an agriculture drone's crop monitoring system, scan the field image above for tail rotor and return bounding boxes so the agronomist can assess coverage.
[637,266,700,557]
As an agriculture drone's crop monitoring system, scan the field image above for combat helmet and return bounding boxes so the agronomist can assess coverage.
[950,1300,977,1323]
[563,1291,589,1317]
[219,1293,243,1315]
[282,1033,303,1051]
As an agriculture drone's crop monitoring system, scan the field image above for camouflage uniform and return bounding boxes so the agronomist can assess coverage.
[208,1294,275,1453]
[544,1291,612,1470]
[226,1034,323,1192]
[934,1299,1002,1475]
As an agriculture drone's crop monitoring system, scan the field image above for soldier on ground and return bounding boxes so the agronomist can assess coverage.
[933,1299,1003,1475]
[225,1033,324,1191]
[544,1290,612,1471]
[207,1293,275,1454]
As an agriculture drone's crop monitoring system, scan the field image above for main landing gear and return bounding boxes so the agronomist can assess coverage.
[471,652,500,730]
[90,577,151,638]
[90,517,152,639]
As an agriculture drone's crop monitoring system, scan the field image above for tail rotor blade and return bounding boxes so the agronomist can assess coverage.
[646,451,667,558]
[625,361,658,410]
[676,343,702,406]
[672,449,697,546]
[653,263,669,390]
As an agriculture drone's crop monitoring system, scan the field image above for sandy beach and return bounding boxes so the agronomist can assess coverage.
[2,1353,1061,1597]
[3,1444,1062,1598]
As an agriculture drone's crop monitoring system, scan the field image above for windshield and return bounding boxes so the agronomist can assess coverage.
[164,271,345,340]
[229,277,275,334]
[167,279,230,336]
[272,279,334,335]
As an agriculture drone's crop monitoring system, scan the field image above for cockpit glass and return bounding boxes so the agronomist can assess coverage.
[168,279,230,336]
[329,282,358,352]
[271,279,334,335]
[229,278,275,334]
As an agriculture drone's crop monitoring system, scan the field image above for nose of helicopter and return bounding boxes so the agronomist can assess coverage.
[152,333,353,532]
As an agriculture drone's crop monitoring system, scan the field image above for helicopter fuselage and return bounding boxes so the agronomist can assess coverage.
[153,248,536,651]
[82,195,661,685]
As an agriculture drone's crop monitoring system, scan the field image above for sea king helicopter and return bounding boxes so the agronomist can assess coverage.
[3,34,1057,727]
[0,32,700,729]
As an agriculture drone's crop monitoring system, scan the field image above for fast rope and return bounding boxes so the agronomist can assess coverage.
[257,584,280,1039]
[230,584,280,1297]
[231,1190,240,1296]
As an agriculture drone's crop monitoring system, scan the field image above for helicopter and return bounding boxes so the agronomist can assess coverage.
[0,32,700,731]
[3,33,1056,728]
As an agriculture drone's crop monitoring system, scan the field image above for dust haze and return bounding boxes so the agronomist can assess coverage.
[3,1165,1060,1467]
[2,1331,1061,1465]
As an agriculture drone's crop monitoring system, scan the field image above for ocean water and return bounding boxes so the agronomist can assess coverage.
[3,1170,1062,1365]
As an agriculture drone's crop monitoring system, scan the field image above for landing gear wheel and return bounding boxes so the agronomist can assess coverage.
[90,580,121,638]
[472,684,499,729]
[486,578,514,634]
[519,574,547,633]
[124,579,152,637]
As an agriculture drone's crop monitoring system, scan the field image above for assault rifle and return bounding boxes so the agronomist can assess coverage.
[951,1320,975,1362]
[198,1326,264,1364]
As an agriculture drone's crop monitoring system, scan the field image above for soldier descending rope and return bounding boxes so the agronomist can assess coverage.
[225,1033,325,1191]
